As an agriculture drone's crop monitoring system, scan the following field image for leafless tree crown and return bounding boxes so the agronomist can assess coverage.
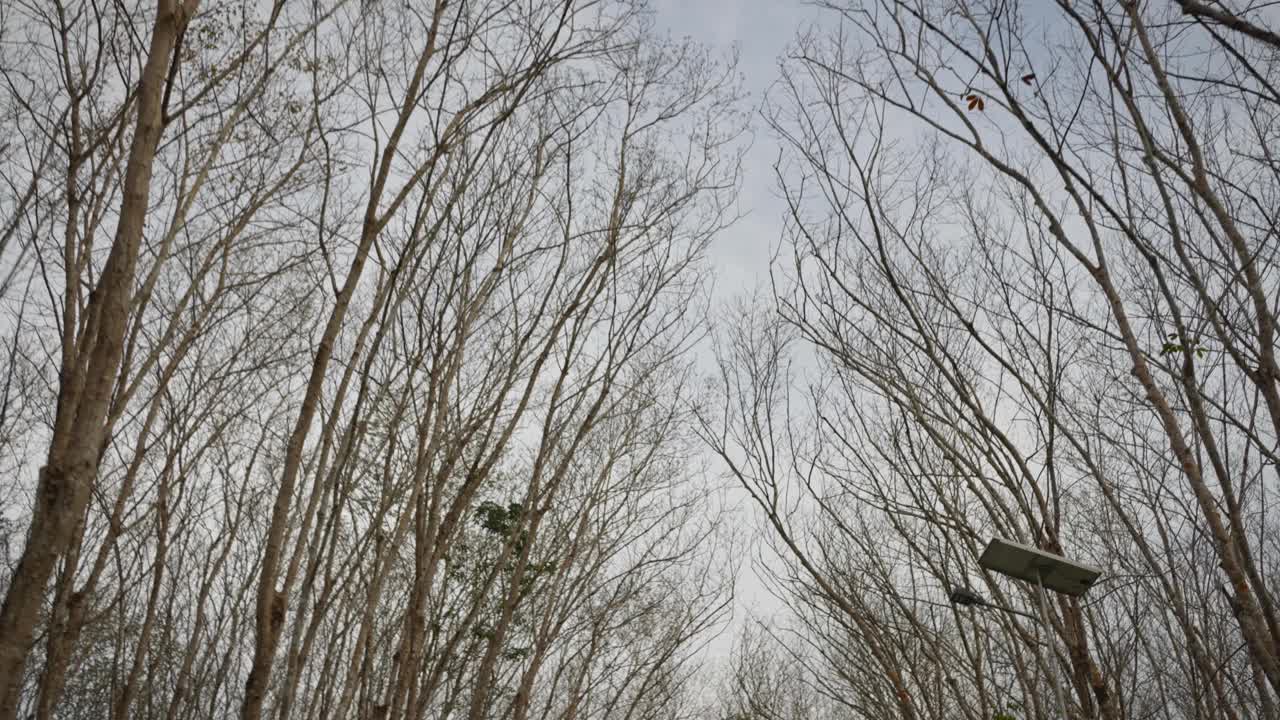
[5,1,1280,720]
[0,1,743,719]
[705,2,1280,720]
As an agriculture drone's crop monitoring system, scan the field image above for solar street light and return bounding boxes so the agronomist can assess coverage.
[948,538,1103,719]
[978,537,1102,597]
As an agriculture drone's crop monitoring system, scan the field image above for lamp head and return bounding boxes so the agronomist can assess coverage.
[949,587,985,607]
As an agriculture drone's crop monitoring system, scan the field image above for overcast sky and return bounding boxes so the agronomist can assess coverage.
[645,0,829,663]
[651,0,822,298]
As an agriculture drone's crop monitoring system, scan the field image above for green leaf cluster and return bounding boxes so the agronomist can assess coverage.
[476,501,525,538]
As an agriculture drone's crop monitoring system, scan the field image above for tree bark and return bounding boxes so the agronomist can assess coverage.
[0,2,196,716]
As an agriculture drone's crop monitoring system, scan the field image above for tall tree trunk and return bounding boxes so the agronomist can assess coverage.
[0,2,196,716]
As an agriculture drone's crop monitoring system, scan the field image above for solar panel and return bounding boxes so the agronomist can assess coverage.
[979,537,1102,597]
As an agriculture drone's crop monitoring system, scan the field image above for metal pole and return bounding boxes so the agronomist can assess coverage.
[1035,566,1070,719]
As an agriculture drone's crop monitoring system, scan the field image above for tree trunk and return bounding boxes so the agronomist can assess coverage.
[0,2,195,716]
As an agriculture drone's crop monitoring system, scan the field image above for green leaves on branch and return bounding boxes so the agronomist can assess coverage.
[476,501,524,538]
[1160,332,1209,358]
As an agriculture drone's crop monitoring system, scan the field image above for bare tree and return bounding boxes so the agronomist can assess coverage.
[0,0,206,712]
[0,2,743,719]
[706,1,1280,719]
